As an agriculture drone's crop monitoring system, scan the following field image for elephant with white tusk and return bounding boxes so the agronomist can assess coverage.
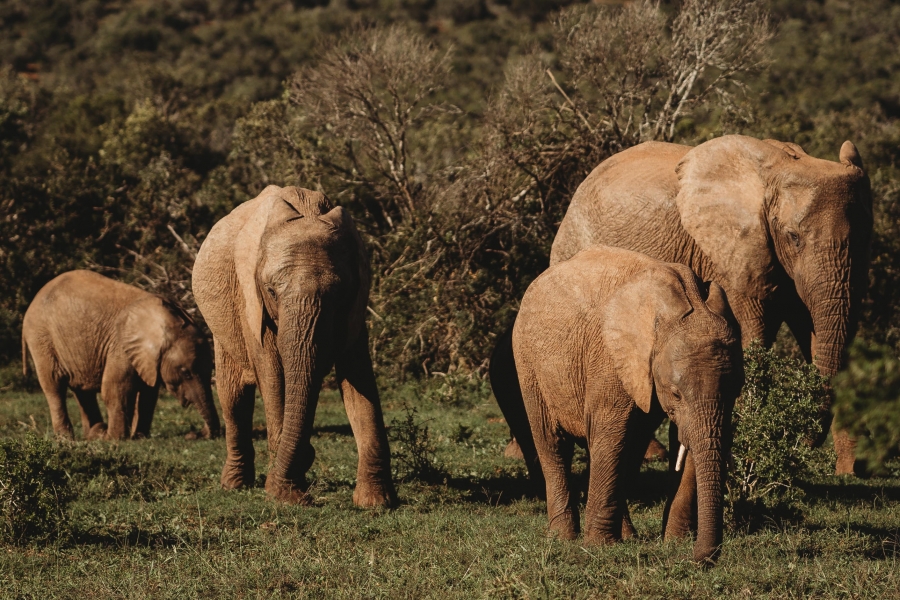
[491,246,743,564]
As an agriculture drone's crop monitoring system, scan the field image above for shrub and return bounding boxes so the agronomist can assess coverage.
[388,405,445,484]
[833,338,900,472]
[726,343,830,528]
[0,435,71,545]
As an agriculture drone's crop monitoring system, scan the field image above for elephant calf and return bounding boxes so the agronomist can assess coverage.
[492,246,743,563]
[192,185,395,507]
[22,270,221,440]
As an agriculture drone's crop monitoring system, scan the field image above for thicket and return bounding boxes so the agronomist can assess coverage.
[0,435,71,545]
[2,2,900,437]
[726,344,830,528]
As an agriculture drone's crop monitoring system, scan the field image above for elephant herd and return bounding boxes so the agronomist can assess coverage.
[20,135,872,564]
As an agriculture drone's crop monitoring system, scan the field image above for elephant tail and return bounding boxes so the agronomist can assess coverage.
[22,336,29,377]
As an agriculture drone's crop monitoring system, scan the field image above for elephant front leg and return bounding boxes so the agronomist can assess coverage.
[216,347,257,489]
[584,419,629,545]
[131,385,159,439]
[100,368,138,440]
[663,424,698,539]
[336,330,397,508]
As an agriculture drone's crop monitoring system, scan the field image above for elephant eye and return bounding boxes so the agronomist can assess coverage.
[180,367,192,380]
[787,231,801,248]
[267,286,277,301]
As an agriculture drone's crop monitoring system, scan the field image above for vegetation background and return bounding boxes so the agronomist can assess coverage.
[1,0,900,596]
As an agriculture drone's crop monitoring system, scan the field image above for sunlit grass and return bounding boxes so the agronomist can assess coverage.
[1,386,898,598]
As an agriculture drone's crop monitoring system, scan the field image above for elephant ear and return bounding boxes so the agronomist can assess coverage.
[675,135,784,297]
[319,205,372,345]
[122,296,171,387]
[704,281,736,326]
[603,268,694,413]
[233,185,284,346]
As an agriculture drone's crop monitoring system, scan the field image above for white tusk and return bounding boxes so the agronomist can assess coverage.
[675,444,687,472]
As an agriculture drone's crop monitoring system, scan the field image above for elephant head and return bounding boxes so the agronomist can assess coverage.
[122,297,221,438]
[675,135,873,376]
[606,268,743,563]
[233,186,368,495]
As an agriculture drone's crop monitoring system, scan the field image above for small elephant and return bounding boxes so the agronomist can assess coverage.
[551,136,872,474]
[493,246,743,563]
[22,270,221,440]
[192,185,396,506]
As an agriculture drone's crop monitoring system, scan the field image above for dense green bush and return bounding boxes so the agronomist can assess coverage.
[833,339,900,472]
[0,435,71,545]
[726,343,830,528]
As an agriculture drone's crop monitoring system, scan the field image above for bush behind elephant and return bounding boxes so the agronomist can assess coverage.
[22,270,221,440]
[550,135,872,474]
[492,246,743,564]
[192,185,396,506]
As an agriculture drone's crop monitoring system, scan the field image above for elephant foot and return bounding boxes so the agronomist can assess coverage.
[265,475,313,505]
[504,439,525,460]
[54,425,75,441]
[353,480,397,508]
[833,428,860,476]
[621,515,637,540]
[693,543,721,567]
[643,438,667,463]
[548,511,579,540]
[185,424,218,441]
[583,531,619,546]
[221,461,255,490]
[85,423,107,441]
[663,517,693,540]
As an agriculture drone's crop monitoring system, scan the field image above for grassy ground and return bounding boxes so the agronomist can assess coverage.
[1,384,899,599]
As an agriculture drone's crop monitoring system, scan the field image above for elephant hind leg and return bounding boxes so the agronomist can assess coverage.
[31,352,73,439]
[73,389,106,440]
[216,345,257,489]
[528,398,579,538]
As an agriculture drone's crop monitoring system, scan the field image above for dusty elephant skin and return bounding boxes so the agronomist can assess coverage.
[192,185,396,507]
[493,246,743,564]
[22,270,221,441]
[551,135,872,475]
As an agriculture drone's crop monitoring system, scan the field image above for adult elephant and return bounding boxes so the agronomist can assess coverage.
[551,135,872,475]
[192,185,396,506]
[22,270,221,440]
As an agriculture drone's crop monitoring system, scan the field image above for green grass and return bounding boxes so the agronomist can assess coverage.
[1,385,899,598]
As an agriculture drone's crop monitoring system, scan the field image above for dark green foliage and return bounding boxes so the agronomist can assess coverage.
[833,338,900,472]
[0,434,71,545]
[727,343,830,528]
[388,404,445,483]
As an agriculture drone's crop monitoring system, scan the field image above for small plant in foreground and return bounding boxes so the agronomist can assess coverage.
[727,343,829,529]
[388,405,445,483]
[833,338,900,473]
[0,435,71,545]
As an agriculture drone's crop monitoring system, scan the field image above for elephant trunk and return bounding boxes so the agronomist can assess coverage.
[804,242,853,378]
[269,296,332,501]
[689,414,726,564]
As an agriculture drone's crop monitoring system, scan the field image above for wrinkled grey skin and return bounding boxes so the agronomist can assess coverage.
[22,270,220,440]
[492,246,743,564]
[192,185,395,506]
[550,135,872,475]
